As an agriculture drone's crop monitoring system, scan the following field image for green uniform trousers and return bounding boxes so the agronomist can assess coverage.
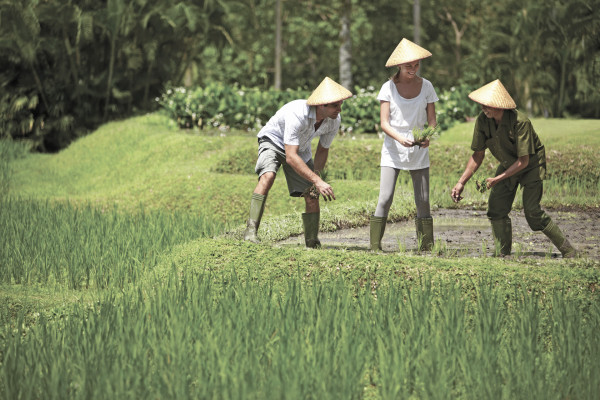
[487,177,550,231]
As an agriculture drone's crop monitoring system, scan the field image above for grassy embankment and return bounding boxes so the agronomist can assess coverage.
[1,113,599,399]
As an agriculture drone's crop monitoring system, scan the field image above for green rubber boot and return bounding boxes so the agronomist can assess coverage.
[243,193,266,243]
[370,216,387,251]
[302,212,321,248]
[416,217,434,252]
[542,220,577,258]
[490,217,512,256]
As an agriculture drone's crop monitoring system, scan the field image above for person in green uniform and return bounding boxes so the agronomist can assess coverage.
[451,79,577,257]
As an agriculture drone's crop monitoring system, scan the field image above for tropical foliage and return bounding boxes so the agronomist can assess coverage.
[1,0,598,151]
[0,0,230,150]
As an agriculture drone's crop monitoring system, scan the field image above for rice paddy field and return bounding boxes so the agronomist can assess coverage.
[1,113,599,399]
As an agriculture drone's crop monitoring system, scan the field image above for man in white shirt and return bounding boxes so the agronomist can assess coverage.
[244,77,352,248]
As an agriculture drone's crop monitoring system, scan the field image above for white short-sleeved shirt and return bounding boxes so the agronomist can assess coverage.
[257,99,340,162]
[377,78,439,170]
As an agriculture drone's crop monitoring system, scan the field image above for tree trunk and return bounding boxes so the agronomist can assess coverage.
[413,0,421,75]
[274,0,282,90]
[452,25,462,80]
[103,38,116,121]
[557,52,567,117]
[524,80,533,115]
[143,60,154,108]
[339,0,352,90]
[443,9,466,81]
[63,28,80,104]
[29,62,50,113]
[413,0,421,45]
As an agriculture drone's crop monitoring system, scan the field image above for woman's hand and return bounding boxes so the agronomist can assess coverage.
[399,137,415,147]
[381,101,415,148]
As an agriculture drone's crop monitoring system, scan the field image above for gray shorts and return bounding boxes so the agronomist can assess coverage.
[255,139,314,197]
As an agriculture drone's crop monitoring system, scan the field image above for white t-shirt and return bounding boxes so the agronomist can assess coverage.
[257,99,340,162]
[377,78,439,170]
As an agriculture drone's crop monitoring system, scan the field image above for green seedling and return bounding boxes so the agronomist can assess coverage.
[481,239,488,257]
[411,125,440,146]
[397,238,407,253]
[514,242,524,258]
[474,176,490,193]
[432,239,448,256]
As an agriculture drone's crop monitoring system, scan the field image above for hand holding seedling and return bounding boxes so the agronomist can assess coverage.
[418,138,430,148]
[475,179,488,193]
[474,176,495,193]
[315,180,335,201]
[303,170,335,201]
[486,177,499,189]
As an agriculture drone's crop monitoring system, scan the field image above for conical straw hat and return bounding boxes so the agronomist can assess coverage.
[385,38,432,67]
[468,79,516,109]
[306,77,353,106]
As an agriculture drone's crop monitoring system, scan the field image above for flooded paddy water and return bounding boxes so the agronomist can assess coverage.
[278,208,600,259]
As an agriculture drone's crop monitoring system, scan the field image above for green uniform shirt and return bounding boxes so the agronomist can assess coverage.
[471,109,546,185]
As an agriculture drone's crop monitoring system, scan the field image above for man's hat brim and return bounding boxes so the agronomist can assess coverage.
[306,77,353,106]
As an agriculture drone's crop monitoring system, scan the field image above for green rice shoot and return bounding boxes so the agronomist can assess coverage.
[412,125,440,146]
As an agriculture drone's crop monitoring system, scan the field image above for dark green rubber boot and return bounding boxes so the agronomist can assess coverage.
[243,193,266,243]
[542,220,577,258]
[370,215,387,251]
[302,212,321,248]
[416,217,434,252]
[490,217,512,256]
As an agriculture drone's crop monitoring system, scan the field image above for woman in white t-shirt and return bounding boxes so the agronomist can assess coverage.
[370,38,439,252]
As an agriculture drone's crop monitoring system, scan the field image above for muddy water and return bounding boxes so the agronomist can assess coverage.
[277,208,600,259]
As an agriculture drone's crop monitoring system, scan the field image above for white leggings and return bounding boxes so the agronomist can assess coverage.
[374,166,431,218]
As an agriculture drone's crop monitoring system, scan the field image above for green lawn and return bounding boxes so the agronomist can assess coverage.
[7,113,598,222]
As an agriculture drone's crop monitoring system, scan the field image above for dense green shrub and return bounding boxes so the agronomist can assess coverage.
[435,84,481,129]
[340,86,380,135]
[158,83,480,135]
[157,83,310,132]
